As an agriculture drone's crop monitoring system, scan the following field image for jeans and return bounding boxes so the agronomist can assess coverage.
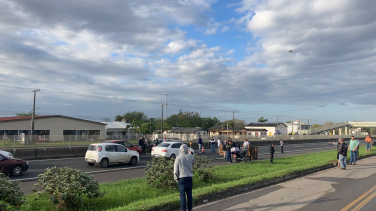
[349,151,357,164]
[211,144,215,153]
[227,150,232,162]
[281,146,284,153]
[198,144,202,153]
[270,153,274,162]
[178,177,193,211]
[339,154,347,169]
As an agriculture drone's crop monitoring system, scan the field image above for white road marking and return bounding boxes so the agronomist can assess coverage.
[28,157,85,162]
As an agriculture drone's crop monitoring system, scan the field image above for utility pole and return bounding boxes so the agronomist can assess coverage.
[226,121,229,141]
[30,89,40,146]
[164,93,168,120]
[161,105,164,139]
[276,115,281,137]
[232,112,235,140]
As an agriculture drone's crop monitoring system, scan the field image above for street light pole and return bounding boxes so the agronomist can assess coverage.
[164,93,168,120]
[30,89,40,146]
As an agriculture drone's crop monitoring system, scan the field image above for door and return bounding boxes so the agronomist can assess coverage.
[116,145,130,163]
[104,145,118,163]
[171,143,182,155]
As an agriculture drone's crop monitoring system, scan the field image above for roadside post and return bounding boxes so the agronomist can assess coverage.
[2,138,4,150]
[69,134,71,149]
[13,136,15,153]
[43,135,46,150]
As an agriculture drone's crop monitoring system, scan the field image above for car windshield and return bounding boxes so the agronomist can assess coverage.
[87,145,97,151]
[157,143,171,148]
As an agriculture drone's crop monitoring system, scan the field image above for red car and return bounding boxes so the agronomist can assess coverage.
[104,140,142,155]
[0,152,29,176]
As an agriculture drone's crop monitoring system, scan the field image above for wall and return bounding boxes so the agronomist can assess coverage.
[2,146,88,160]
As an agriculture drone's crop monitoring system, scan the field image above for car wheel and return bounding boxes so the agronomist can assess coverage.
[100,158,109,168]
[170,154,176,160]
[11,165,23,176]
[87,163,95,166]
[129,156,137,166]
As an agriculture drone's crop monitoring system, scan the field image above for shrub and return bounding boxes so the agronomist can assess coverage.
[0,173,25,211]
[31,167,104,210]
[145,156,176,189]
[145,154,215,190]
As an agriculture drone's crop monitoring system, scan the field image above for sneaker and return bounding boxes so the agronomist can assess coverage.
[340,168,345,170]
[353,163,356,165]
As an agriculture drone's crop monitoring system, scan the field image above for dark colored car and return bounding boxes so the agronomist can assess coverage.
[0,153,29,176]
[104,140,142,154]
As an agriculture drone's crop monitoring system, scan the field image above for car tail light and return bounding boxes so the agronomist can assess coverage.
[98,146,102,152]
[162,150,167,152]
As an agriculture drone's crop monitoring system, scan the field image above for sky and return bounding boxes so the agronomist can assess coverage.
[0,0,376,125]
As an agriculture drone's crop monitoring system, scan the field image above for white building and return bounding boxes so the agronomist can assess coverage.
[102,121,130,139]
[285,120,311,135]
[245,122,288,136]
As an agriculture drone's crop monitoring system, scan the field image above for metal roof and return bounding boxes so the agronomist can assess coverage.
[172,127,205,133]
[102,121,130,129]
[0,115,105,125]
[246,122,287,127]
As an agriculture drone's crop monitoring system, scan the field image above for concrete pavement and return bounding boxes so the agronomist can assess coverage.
[194,156,376,211]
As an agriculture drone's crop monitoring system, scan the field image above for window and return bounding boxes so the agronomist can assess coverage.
[87,145,97,151]
[158,143,170,147]
[0,130,18,135]
[198,132,201,135]
[171,143,182,148]
[105,145,116,152]
[123,142,131,147]
[116,145,127,152]
[240,132,242,135]
[203,132,206,135]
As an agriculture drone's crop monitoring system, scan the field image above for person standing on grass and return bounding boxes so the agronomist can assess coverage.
[174,144,196,211]
[280,139,284,154]
[198,135,203,154]
[270,144,275,163]
[338,138,348,170]
[210,136,216,154]
[348,136,359,165]
[226,139,234,163]
[365,135,372,154]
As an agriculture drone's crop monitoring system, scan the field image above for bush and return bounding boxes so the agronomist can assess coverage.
[31,167,104,210]
[145,157,176,189]
[145,154,215,190]
[0,173,25,211]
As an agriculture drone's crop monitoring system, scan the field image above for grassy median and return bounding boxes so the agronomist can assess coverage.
[21,146,376,211]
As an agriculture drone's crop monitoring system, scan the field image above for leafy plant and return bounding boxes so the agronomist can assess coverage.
[0,173,25,211]
[145,157,176,189]
[192,155,214,182]
[31,167,104,210]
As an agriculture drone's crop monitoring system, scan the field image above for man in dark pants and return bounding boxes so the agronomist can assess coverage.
[280,139,284,154]
[270,144,275,163]
[138,136,145,155]
[174,144,196,211]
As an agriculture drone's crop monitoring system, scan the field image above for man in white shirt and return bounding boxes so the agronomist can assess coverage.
[217,138,222,153]
[280,139,284,154]
[240,139,250,159]
[210,137,216,153]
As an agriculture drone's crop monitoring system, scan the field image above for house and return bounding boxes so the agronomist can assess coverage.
[246,129,268,138]
[101,121,131,139]
[208,125,248,138]
[0,115,106,141]
[285,120,311,135]
[171,127,208,141]
[245,122,288,136]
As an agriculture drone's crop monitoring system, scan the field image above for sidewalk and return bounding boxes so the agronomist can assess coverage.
[194,156,376,211]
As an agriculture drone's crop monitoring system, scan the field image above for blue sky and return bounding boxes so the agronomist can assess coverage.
[0,0,376,125]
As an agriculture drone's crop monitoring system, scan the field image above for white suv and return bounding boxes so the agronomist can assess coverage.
[85,143,139,168]
[151,142,194,159]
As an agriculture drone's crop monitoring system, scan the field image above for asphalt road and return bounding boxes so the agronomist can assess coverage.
[193,156,376,211]
[15,142,337,194]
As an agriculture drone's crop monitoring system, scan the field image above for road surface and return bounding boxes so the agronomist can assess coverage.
[14,142,337,194]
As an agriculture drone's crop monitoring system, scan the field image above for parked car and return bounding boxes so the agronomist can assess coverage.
[104,140,142,155]
[0,150,13,158]
[85,143,139,168]
[151,142,194,159]
[0,152,29,176]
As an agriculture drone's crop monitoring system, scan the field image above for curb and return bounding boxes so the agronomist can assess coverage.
[146,153,376,211]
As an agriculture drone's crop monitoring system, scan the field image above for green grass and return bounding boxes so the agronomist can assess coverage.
[20,146,376,211]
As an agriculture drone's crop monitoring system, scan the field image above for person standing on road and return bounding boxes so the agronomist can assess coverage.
[217,138,222,154]
[336,139,341,168]
[348,136,359,165]
[270,144,275,163]
[280,139,284,154]
[210,136,216,154]
[198,135,203,154]
[174,144,196,211]
[138,136,145,155]
[338,138,348,170]
[222,139,227,159]
[365,135,372,154]
[240,139,250,160]
[226,139,234,163]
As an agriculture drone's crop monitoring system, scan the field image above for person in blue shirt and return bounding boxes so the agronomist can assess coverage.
[197,135,203,153]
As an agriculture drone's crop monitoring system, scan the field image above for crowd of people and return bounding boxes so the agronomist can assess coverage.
[336,135,372,170]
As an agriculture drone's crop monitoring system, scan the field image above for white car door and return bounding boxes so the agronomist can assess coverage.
[116,145,130,163]
[104,145,118,163]
[171,143,182,156]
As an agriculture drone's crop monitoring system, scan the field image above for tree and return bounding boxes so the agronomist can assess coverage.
[115,111,148,123]
[222,119,246,129]
[138,122,155,135]
[311,124,322,129]
[16,112,33,116]
[258,116,268,122]
[323,121,334,127]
